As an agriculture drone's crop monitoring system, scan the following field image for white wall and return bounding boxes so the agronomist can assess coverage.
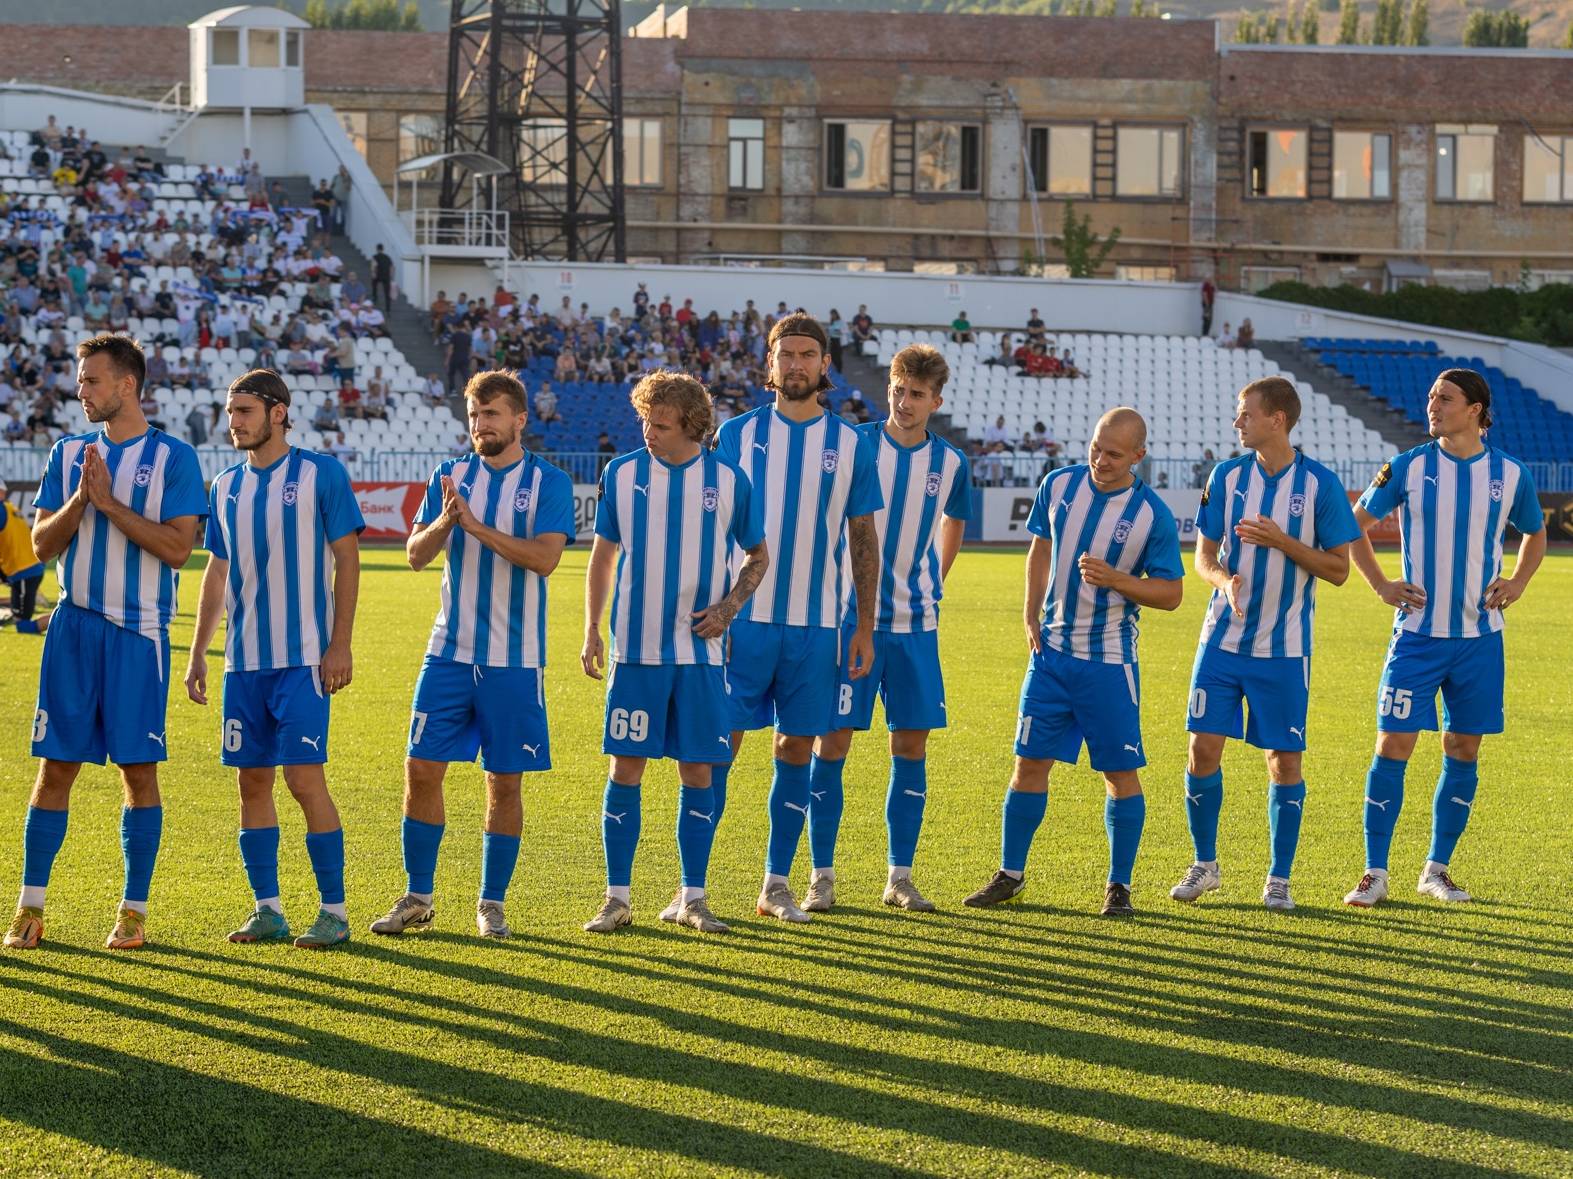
[0,84,179,148]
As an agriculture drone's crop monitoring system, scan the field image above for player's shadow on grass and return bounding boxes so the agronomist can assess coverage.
[19,941,1530,1178]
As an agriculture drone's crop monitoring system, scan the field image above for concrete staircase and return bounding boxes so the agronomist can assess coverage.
[1258,338,1410,451]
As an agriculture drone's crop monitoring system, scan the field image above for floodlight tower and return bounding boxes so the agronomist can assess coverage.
[442,0,626,262]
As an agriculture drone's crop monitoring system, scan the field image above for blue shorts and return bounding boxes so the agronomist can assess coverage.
[835,626,948,732]
[1015,645,1145,773]
[33,602,170,766]
[408,656,550,774]
[726,619,840,737]
[1186,646,1310,751]
[223,667,332,769]
[1377,629,1504,735]
[604,662,732,763]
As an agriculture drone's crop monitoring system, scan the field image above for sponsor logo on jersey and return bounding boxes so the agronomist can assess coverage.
[821,449,839,473]
[134,464,154,487]
[1488,479,1504,502]
[1289,492,1306,517]
[701,485,720,512]
[514,487,533,513]
[1113,518,1133,543]
[925,471,942,497]
[282,481,299,506]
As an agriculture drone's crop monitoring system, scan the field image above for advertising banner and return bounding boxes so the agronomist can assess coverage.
[976,486,1203,543]
[352,482,601,542]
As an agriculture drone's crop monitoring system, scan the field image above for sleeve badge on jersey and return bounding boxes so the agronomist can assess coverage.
[513,487,533,512]
[282,481,299,506]
[1488,479,1504,502]
[701,486,720,512]
[1288,492,1306,517]
[1199,486,1209,507]
[924,472,942,497]
[134,464,155,487]
[1372,461,1393,489]
[820,449,840,473]
[1113,518,1133,543]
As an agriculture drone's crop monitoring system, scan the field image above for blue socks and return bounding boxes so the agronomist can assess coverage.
[1184,769,1224,862]
[1105,794,1146,886]
[1000,788,1047,875]
[1363,755,1408,871]
[480,832,521,903]
[602,782,642,888]
[710,761,730,828]
[304,829,346,907]
[807,755,845,871]
[119,806,162,909]
[22,805,69,888]
[402,816,444,896]
[676,785,718,888]
[1428,756,1478,866]
[764,759,811,877]
[885,755,927,869]
[238,825,281,904]
[1267,783,1306,879]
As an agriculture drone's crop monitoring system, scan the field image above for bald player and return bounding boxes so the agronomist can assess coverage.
[964,408,1185,916]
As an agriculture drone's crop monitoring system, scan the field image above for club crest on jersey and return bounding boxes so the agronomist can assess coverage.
[1113,518,1134,543]
[925,472,942,497]
[513,487,533,513]
[1288,492,1307,517]
[701,486,720,512]
[821,449,840,473]
[282,481,299,506]
[133,464,154,487]
[1488,479,1504,502]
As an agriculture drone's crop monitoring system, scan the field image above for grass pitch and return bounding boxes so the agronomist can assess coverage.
[0,547,1570,1178]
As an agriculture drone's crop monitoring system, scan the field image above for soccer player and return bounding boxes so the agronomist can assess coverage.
[803,344,971,913]
[712,313,883,924]
[963,408,1184,916]
[4,335,205,951]
[579,371,768,934]
[185,370,365,949]
[1169,378,1360,912]
[0,479,47,634]
[369,370,574,939]
[1343,368,1545,907]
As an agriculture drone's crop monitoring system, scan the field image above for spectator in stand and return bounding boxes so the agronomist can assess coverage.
[1218,322,1235,349]
[1156,470,1170,489]
[1200,275,1216,336]
[631,282,650,316]
[311,179,333,232]
[1024,342,1055,378]
[826,307,847,372]
[185,401,210,446]
[336,376,363,420]
[329,431,357,463]
[986,334,1014,366]
[850,303,874,352]
[534,382,560,424]
[429,289,452,340]
[339,270,367,305]
[363,369,389,421]
[554,347,578,383]
[371,243,393,311]
[1192,448,1217,490]
[840,391,871,424]
[950,309,974,344]
[331,164,352,233]
[313,398,339,433]
[444,320,471,394]
[596,430,617,474]
[984,414,1012,449]
[423,372,446,406]
[1025,307,1046,341]
[1235,318,1255,350]
[329,330,357,382]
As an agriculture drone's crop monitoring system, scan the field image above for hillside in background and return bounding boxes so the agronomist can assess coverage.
[0,0,1566,46]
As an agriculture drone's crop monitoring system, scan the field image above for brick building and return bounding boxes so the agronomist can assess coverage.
[7,9,1573,288]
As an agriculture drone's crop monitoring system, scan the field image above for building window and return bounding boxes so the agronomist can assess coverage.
[1332,131,1391,200]
[249,28,280,69]
[337,111,368,160]
[1523,134,1572,204]
[728,118,765,190]
[285,30,301,68]
[520,120,568,187]
[1247,129,1308,198]
[624,117,661,187]
[210,28,239,66]
[1435,124,1495,202]
[1116,264,1177,282]
[824,120,891,192]
[914,121,981,193]
[1027,125,1093,196]
[398,114,444,183]
[1115,126,1183,198]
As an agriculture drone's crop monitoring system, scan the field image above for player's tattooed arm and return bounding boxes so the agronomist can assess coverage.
[692,540,768,640]
[848,513,880,630]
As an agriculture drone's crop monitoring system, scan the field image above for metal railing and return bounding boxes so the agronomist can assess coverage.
[400,207,511,253]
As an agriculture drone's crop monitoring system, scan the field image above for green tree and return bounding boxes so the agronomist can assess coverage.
[1284,0,1301,41]
[1462,9,1529,46]
[1300,0,1320,41]
[1336,0,1361,43]
[1232,12,1259,40]
[1404,0,1428,44]
[1055,200,1121,279]
[1094,0,1118,17]
[1563,19,1573,48]
[1368,0,1403,43]
[303,0,330,26]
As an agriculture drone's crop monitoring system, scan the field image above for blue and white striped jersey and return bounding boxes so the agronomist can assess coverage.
[714,406,882,629]
[855,422,972,633]
[205,448,365,672]
[1026,466,1184,665]
[35,427,207,641]
[415,451,576,667]
[1197,451,1360,659]
[1358,441,1543,639]
[595,448,764,665]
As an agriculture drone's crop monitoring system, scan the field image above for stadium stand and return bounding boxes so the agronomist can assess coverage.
[1305,338,1573,465]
